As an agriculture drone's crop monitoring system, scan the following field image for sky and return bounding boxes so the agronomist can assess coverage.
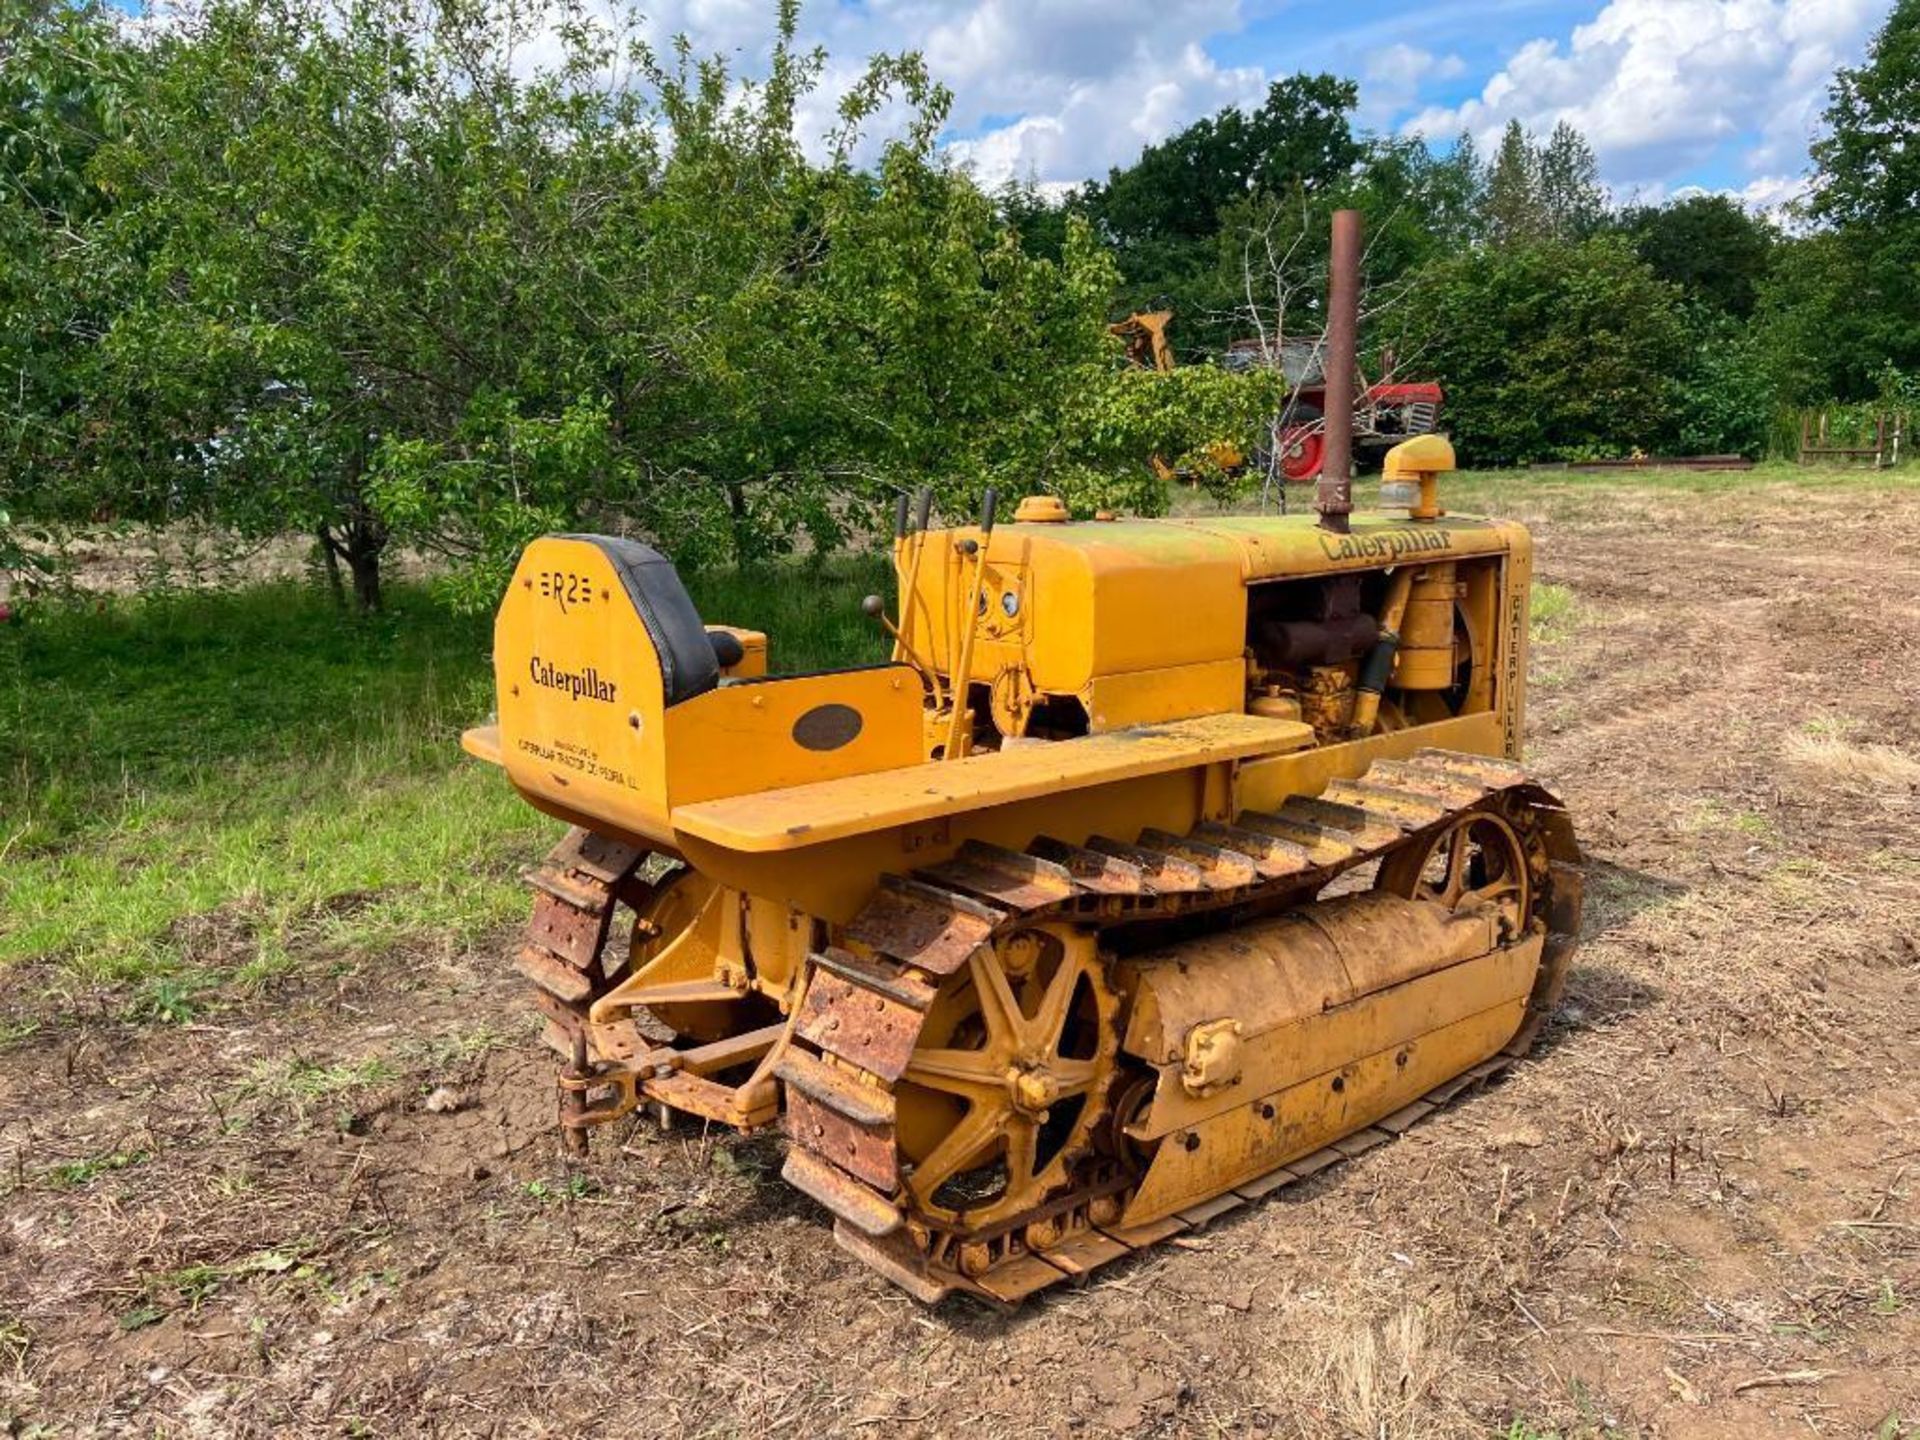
[621,0,1893,211]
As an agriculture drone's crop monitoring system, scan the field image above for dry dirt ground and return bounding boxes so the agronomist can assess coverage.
[4,476,1919,1438]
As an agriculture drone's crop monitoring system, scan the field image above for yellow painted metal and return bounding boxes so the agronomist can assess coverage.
[904,512,1520,735]
[893,925,1118,1228]
[1083,657,1250,730]
[485,537,925,847]
[671,712,1311,854]
[1383,433,1456,522]
[709,626,769,678]
[1120,988,1528,1224]
[1125,933,1542,1144]
[679,763,1233,925]
[469,465,1563,1301]
[1120,895,1503,1068]
[1396,562,1460,690]
[460,723,502,764]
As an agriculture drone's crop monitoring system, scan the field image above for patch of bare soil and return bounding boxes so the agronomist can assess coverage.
[4,480,1918,1438]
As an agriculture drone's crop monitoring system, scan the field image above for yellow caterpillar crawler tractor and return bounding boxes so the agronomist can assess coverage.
[461,436,1582,1305]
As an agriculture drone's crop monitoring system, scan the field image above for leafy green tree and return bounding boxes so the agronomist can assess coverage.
[1482,119,1606,246]
[1809,0,1920,227]
[1621,195,1775,318]
[1761,0,1920,401]
[1757,230,1913,403]
[55,0,1197,609]
[1535,121,1607,239]
[1080,74,1362,349]
[1483,120,1542,246]
[1397,238,1688,464]
[1670,308,1773,457]
[0,0,139,541]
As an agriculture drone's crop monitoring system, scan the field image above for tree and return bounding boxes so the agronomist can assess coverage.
[1482,119,1606,246]
[1483,120,1542,246]
[1808,0,1920,228]
[1761,0,1920,401]
[1535,121,1606,239]
[1621,195,1775,318]
[1081,74,1362,350]
[47,0,1195,609]
[1396,238,1688,465]
[0,0,140,538]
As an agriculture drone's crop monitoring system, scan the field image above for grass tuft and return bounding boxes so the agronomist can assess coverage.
[1783,730,1920,791]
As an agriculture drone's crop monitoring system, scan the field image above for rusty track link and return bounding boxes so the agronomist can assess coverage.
[776,747,1583,1304]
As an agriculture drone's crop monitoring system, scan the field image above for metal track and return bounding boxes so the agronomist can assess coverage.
[776,747,1582,1304]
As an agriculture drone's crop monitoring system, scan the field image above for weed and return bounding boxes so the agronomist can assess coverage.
[405,1023,512,1071]
[116,1303,164,1333]
[1680,798,1776,843]
[235,1055,396,1120]
[1874,1278,1905,1316]
[132,1245,316,1322]
[525,1174,596,1203]
[44,1149,149,1190]
[1530,582,1580,641]
[124,973,211,1025]
[0,1016,39,1046]
[0,1314,28,1373]
[208,1168,255,1198]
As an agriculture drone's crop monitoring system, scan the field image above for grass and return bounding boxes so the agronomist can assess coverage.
[42,1149,150,1190]
[0,558,889,1003]
[1530,582,1579,641]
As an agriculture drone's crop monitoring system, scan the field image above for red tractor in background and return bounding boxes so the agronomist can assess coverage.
[1224,336,1444,482]
[1110,312,1446,485]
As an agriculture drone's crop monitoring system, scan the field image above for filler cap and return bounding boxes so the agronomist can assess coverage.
[1012,495,1070,523]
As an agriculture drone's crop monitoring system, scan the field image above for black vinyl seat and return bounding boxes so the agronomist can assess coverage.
[561,535,720,706]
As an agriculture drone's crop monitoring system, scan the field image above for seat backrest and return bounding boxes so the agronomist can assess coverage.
[560,534,719,706]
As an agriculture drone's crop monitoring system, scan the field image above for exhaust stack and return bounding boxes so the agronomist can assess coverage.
[1316,208,1361,535]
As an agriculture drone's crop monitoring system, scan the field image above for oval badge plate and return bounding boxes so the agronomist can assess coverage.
[792,702,863,752]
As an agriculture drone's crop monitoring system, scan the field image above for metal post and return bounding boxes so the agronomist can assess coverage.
[1317,209,1361,534]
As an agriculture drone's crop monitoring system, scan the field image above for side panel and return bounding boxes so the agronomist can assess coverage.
[663,668,925,808]
[495,538,674,835]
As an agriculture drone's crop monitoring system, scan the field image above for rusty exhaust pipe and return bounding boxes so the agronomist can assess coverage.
[1316,208,1361,535]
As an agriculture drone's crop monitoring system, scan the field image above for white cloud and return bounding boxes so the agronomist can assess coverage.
[1402,0,1887,188]
[1358,44,1467,129]
[865,1,1271,188]
[603,0,1274,189]
[944,40,1268,188]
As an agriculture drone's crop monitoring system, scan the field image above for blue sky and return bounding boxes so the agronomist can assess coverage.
[768,0,1890,211]
[124,0,1893,209]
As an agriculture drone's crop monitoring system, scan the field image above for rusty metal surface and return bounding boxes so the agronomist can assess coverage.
[1026,837,1148,896]
[513,945,594,1003]
[842,876,1001,976]
[1193,821,1313,879]
[1137,827,1260,888]
[1085,835,1208,892]
[809,947,936,1010]
[785,1085,898,1190]
[775,1048,896,1128]
[1316,208,1361,533]
[526,891,611,970]
[782,1147,902,1236]
[794,968,925,1081]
